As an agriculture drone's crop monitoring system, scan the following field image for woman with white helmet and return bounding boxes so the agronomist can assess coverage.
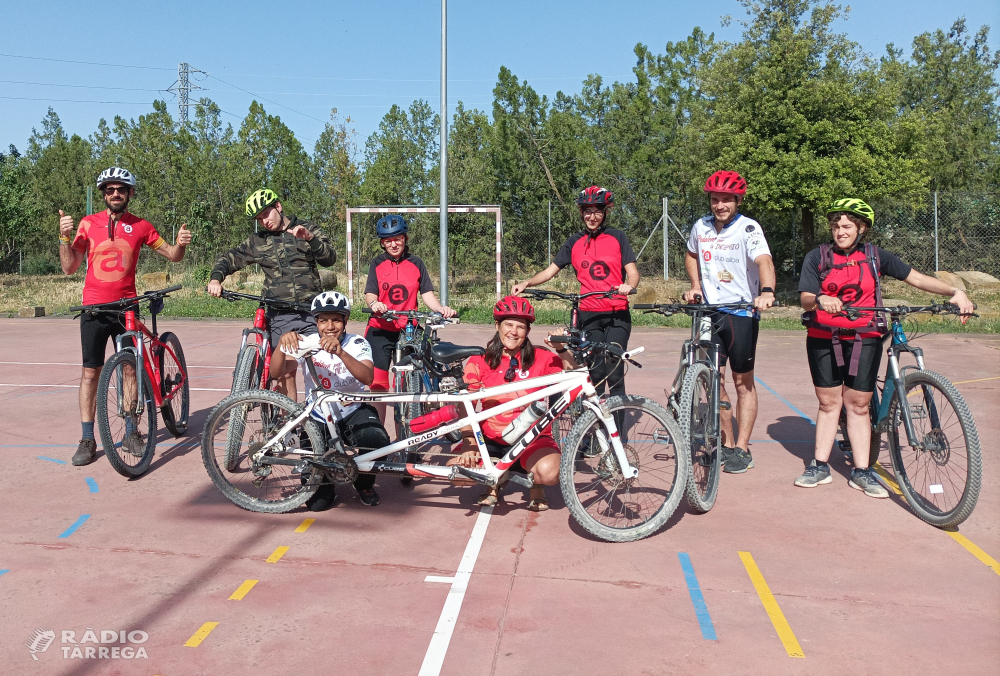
[269,291,389,509]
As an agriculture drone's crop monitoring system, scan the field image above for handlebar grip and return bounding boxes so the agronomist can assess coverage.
[633,304,657,310]
[156,284,183,294]
[627,288,637,295]
[69,305,84,312]
[548,335,571,344]
[361,307,373,314]
[771,300,783,307]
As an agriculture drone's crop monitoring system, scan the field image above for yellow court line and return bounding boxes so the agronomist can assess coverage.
[266,546,290,563]
[872,462,905,499]
[738,551,805,658]
[951,376,1000,385]
[945,530,1000,577]
[294,518,315,533]
[228,579,259,600]
[183,622,219,647]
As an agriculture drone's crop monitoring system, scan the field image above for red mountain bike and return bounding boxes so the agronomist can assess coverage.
[72,286,190,477]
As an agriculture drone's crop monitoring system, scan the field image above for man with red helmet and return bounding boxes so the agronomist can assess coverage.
[512,186,639,401]
[683,170,776,474]
[449,296,575,511]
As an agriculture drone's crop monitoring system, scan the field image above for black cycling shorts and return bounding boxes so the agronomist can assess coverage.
[710,312,760,374]
[806,336,883,392]
[80,312,128,368]
[267,310,317,350]
[364,324,401,390]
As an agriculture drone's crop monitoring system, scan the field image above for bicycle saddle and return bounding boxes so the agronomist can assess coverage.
[280,333,322,359]
[429,342,485,363]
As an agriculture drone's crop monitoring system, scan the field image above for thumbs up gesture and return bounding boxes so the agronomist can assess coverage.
[58,210,75,240]
[177,224,192,246]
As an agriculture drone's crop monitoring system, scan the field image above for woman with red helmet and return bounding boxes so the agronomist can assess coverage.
[447,296,577,511]
[511,186,639,401]
[683,170,776,475]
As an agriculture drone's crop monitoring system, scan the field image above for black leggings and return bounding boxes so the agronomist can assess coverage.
[335,404,390,491]
[578,309,632,398]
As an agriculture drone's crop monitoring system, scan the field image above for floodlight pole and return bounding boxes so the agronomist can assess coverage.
[439,0,449,305]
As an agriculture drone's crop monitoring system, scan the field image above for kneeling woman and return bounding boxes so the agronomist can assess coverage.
[797,199,973,498]
[449,296,575,511]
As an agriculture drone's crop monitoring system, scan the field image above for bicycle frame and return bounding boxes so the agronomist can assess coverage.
[871,319,929,445]
[253,366,639,487]
[113,309,187,416]
[669,309,724,431]
[236,307,273,384]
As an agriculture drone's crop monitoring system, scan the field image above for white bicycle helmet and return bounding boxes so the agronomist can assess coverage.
[96,167,137,189]
[310,291,351,317]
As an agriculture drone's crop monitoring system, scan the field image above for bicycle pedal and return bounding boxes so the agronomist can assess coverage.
[506,472,534,489]
[719,401,731,411]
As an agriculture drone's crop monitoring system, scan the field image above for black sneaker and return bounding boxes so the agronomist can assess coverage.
[121,430,145,457]
[357,488,381,506]
[723,447,754,474]
[72,439,97,466]
[306,485,336,511]
[720,445,737,465]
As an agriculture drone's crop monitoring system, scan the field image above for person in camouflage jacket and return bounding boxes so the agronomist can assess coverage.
[208,189,336,400]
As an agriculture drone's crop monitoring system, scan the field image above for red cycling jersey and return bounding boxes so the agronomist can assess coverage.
[364,252,434,331]
[553,227,636,311]
[463,347,563,443]
[72,211,165,305]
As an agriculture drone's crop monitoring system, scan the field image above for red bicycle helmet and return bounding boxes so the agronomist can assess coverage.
[576,185,614,207]
[493,295,536,323]
[703,170,747,196]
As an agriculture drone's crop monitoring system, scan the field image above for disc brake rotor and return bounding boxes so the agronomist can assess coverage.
[596,445,640,489]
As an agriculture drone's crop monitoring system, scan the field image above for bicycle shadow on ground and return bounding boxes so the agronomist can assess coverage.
[137,405,213,479]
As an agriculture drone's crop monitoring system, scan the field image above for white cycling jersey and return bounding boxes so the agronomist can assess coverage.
[687,213,772,317]
[293,333,374,420]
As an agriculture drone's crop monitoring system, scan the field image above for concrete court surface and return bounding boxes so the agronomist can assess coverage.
[0,316,997,676]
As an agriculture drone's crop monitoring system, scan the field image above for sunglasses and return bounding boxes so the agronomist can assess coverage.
[504,355,520,383]
[104,186,130,195]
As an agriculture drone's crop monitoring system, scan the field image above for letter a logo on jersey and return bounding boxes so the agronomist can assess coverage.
[387,284,409,304]
[703,250,712,261]
[93,239,132,283]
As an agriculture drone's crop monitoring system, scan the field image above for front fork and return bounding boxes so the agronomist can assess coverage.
[583,387,639,480]
[885,345,928,447]
[114,331,148,417]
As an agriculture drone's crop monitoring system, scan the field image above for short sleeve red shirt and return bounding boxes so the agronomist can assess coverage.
[552,227,636,311]
[72,211,165,305]
[463,347,563,443]
[364,252,434,331]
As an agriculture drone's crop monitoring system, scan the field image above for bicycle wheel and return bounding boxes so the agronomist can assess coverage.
[560,395,689,542]
[679,364,720,513]
[158,332,190,436]
[96,350,157,477]
[551,398,584,451]
[202,389,325,513]
[231,344,263,394]
[886,370,982,527]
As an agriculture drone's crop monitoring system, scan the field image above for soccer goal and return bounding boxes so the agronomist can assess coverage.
[345,205,503,302]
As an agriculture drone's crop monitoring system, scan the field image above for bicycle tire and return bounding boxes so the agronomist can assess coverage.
[559,395,689,542]
[231,344,263,394]
[158,331,190,436]
[886,370,982,528]
[202,389,325,514]
[679,364,720,513]
[96,350,157,477]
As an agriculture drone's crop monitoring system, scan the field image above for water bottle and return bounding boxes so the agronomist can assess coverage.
[698,316,712,342]
[501,401,548,444]
[409,404,461,434]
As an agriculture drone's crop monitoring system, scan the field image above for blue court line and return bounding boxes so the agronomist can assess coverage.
[678,553,718,640]
[36,456,68,464]
[85,477,99,493]
[754,377,816,424]
[57,515,90,539]
[0,569,10,577]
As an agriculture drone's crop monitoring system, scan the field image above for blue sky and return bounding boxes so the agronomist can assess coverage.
[2,0,997,155]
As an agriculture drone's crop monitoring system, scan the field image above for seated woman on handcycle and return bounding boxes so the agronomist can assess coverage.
[448,296,577,511]
[269,291,389,510]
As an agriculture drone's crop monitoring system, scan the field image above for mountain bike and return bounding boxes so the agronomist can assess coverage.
[518,288,635,446]
[201,335,687,542]
[71,286,190,477]
[217,290,311,394]
[635,300,777,513]
[837,302,981,527]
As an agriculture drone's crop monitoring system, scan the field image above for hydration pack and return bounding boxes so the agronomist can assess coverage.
[801,242,888,377]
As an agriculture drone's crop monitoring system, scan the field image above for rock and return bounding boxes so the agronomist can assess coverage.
[636,286,659,304]
[319,269,338,291]
[19,306,44,318]
[954,271,1000,292]
[933,271,966,291]
[141,272,170,288]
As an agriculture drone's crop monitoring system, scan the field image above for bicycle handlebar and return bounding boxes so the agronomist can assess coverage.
[361,307,460,325]
[70,285,183,313]
[634,300,782,314]
[842,302,977,320]
[520,288,637,302]
[217,289,310,313]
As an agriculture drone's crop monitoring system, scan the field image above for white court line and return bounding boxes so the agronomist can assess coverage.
[0,361,232,369]
[418,506,493,676]
[424,576,456,584]
[0,383,230,392]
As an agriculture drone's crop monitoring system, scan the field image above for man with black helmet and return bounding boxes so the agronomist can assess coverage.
[207,188,336,400]
[59,167,192,466]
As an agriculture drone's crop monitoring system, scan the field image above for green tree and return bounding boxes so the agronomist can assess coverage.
[25,109,96,237]
[0,146,44,262]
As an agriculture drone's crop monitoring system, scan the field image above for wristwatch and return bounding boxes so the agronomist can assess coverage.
[760,286,774,294]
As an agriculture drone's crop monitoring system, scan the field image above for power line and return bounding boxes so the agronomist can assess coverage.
[204,73,327,125]
[0,52,172,71]
[0,79,167,92]
[0,95,155,105]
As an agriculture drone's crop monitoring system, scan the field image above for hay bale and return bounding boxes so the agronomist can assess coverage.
[319,269,338,291]
[18,306,44,317]
[141,272,170,288]
[933,271,966,290]
[954,271,1000,292]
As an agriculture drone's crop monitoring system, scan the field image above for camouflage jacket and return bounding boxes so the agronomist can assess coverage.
[210,216,336,304]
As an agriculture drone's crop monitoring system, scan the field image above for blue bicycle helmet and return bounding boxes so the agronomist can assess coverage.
[376,215,408,238]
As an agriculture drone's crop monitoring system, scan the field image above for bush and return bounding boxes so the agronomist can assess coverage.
[21,254,58,275]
